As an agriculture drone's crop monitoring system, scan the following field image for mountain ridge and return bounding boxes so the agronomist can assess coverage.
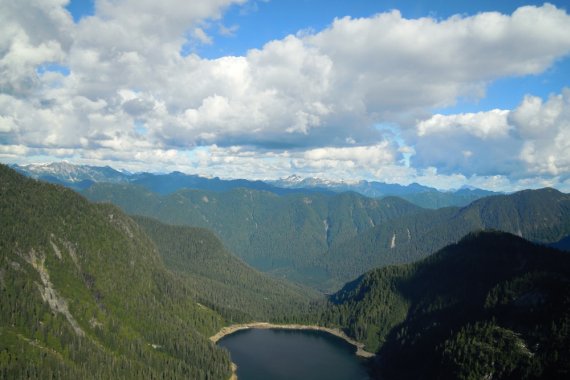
[323,187,570,284]
[2,164,570,379]
[83,181,570,290]
[13,162,498,208]
[82,183,424,289]
[320,231,570,379]
[0,164,234,378]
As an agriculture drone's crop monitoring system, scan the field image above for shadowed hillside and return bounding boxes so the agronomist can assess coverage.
[319,231,570,379]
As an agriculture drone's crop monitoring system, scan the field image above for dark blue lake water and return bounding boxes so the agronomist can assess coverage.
[218,328,371,380]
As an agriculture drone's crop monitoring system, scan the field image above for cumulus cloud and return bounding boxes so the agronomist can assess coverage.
[511,89,570,175]
[0,0,72,95]
[412,88,570,181]
[412,108,519,176]
[300,143,395,170]
[306,5,570,122]
[218,23,239,37]
[1,1,570,189]
[417,110,510,139]
[192,27,213,45]
[90,3,570,151]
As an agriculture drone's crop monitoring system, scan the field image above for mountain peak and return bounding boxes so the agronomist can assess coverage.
[284,174,304,183]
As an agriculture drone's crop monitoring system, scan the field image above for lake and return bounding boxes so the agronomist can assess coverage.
[218,328,371,380]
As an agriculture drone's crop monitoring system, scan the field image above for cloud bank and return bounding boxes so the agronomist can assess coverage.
[1,1,570,191]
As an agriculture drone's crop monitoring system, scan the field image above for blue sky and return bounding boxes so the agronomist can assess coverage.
[1,0,570,190]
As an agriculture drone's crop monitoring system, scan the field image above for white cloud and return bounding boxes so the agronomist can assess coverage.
[302,143,395,167]
[95,0,244,41]
[127,4,570,151]
[411,88,570,182]
[510,90,568,139]
[1,2,570,190]
[511,89,570,175]
[192,27,213,45]
[417,109,510,139]
[218,23,239,37]
[412,109,519,176]
[35,3,570,150]
[306,4,570,123]
[0,114,16,133]
[0,0,72,95]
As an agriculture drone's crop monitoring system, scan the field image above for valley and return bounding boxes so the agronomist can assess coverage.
[1,163,569,379]
[81,175,570,291]
[5,1,570,379]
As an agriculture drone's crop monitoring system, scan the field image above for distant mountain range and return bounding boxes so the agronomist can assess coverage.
[12,161,129,190]
[11,162,324,195]
[272,174,436,195]
[271,174,500,208]
[12,162,499,208]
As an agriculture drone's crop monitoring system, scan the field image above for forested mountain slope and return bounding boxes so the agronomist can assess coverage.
[85,183,570,290]
[83,183,422,288]
[133,216,321,322]
[321,231,570,379]
[0,165,233,379]
[5,162,570,379]
[325,188,570,283]
[398,187,497,209]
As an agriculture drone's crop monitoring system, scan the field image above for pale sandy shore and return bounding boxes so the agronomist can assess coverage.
[228,363,237,380]
[210,322,376,358]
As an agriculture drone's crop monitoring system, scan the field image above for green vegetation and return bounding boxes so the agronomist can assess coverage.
[318,231,570,379]
[4,163,570,379]
[398,188,497,209]
[133,216,321,322]
[0,165,231,379]
[83,183,570,291]
[83,184,421,289]
[324,187,570,284]
[0,164,323,379]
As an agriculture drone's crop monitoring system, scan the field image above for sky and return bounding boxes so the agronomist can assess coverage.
[1,0,570,191]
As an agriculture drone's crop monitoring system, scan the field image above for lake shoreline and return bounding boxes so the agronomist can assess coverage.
[229,363,237,380]
[210,322,376,358]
